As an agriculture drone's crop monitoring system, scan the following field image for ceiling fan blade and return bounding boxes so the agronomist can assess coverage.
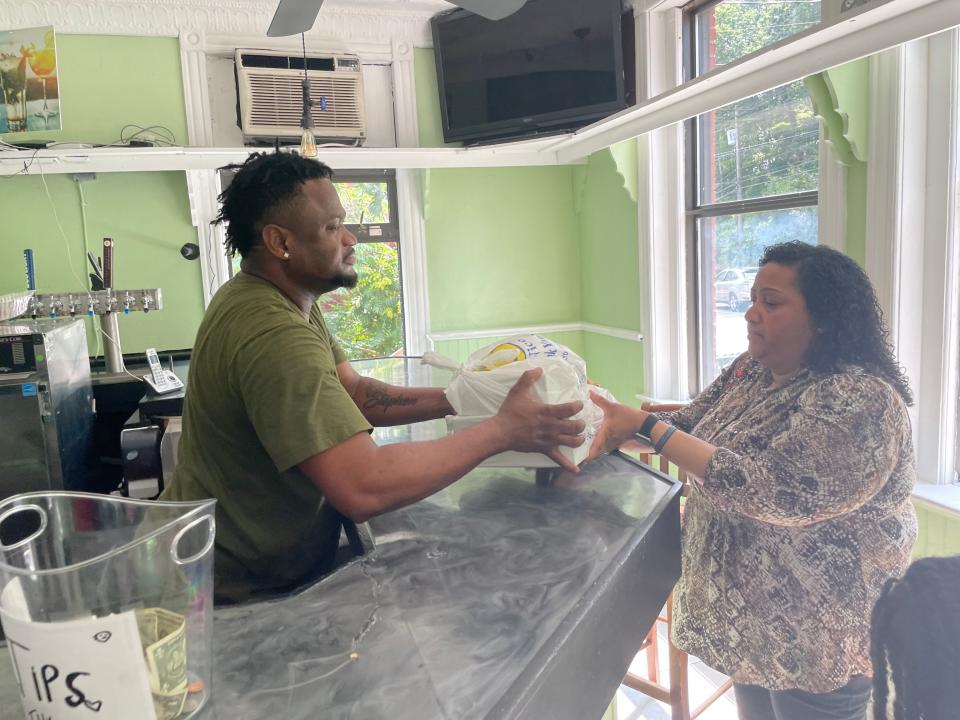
[450,0,528,21]
[267,0,324,37]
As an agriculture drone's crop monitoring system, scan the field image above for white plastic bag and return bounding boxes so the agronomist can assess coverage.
[423,335,614,467]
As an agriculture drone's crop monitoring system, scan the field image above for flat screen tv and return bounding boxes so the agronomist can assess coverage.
[431,0,628,145]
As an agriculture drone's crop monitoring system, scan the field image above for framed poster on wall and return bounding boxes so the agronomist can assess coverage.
[0,26,60,134]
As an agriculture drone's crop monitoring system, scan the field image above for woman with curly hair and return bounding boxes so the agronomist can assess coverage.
[591,241,917,720]
[870,555,960,720]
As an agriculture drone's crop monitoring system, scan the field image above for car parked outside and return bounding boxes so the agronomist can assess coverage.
[715,267,758,311]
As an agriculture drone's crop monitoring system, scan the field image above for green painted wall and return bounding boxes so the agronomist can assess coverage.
[434,331,586,364]
[806,60,869,265]
[845,160,867,267]
[573,141,643,405]
[825,59,870,265]
[584,334,645,406]
[422,166,581,333]
[415,49,582,345]
[414,47,453,149]
[824,60,869,163]
[913,504,960,558]
[3,34,189,146]
[0,172,202,354]
[0,35,202,354]
[575,143,640,329]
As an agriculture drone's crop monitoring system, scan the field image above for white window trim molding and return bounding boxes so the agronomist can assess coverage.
[865,30,960,486]
[391,38,431,356]
[635,5,689,402]
[912,483,960,519]
[916,30,960,486]
[426,322,643,348]
[581,323,645,343]
[396,169,431,354]
[817,129,848,254]
[0,144,579,177]
[186,169,231,306]
[180,30,231,306]
[864,46,905,326]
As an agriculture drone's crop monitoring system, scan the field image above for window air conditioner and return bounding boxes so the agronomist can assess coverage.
[235,48,366,143]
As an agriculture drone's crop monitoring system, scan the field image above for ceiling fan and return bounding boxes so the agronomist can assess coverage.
[267,0,528,36]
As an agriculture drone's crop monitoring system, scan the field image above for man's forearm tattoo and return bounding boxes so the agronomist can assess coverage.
[363,387,418,412]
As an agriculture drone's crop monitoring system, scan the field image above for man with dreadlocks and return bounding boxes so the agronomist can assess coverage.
[871,555,960,720]
[160,152,586,604]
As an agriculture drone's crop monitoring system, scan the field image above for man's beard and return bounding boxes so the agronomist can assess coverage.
[331,268,358,289]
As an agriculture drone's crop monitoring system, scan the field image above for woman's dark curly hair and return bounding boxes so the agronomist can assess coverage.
[760,241,913,405]
[214,151,334,258]
[870,556,960,720]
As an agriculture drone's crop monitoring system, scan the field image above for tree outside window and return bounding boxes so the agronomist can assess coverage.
[686,0,821,386]
[321,174,405,360]
[223,169,405,360]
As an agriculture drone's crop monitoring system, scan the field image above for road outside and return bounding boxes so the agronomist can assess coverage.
[715,306,749,370]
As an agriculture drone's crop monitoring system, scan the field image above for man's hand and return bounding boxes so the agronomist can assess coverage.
[493,368,585,472]
[586,392,651,462]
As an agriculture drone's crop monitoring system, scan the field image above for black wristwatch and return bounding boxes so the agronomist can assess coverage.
[634,413,659,445]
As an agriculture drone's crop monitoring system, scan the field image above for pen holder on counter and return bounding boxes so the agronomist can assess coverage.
[0,492,216,720]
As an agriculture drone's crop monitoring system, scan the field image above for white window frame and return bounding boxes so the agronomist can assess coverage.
[189,34,432,355]
[635,2,960,494]
[634,2,689,402]
[634,0,960,506]
[327,169,408,359]
[634,0,842,402]
[865,30,960,488]
[682,0,822,390]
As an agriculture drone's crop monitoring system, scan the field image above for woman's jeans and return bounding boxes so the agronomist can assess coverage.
[734,674,872,720]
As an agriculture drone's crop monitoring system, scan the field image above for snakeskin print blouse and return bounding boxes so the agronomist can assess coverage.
[657,353,917,693]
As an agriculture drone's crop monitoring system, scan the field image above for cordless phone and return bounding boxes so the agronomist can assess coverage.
[143,348,184,395]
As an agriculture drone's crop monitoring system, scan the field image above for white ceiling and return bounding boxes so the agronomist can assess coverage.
[325,0,451,8]
[222,0,453,12]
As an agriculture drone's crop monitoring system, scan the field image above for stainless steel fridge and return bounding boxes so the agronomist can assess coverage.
[0,319,94,500]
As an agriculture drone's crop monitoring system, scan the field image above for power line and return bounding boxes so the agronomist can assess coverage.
[729,157,819,181]
[714,155,818,185]
[711,128,819,158]
[701,162,817,198]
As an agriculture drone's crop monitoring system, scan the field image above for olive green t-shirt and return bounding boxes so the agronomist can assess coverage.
[160,273,372,603]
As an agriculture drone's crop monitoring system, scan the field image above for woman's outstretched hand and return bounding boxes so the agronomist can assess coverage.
[587,392,653,461]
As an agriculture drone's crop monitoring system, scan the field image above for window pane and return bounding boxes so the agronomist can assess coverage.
[320,242,405,360]
[698,207,818,385]
[695,0,821,75]
[335,181,390,224]
[697,82,819,204]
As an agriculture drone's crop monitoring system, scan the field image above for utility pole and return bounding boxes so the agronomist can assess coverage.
[733,103,744,251]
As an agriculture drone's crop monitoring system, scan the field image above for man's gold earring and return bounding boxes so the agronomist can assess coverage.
[283,251,290,259]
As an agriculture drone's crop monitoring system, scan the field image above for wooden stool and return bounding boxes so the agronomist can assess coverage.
[624,593,732,719]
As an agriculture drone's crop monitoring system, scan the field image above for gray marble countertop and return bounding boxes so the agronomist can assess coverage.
[0,358,682,720]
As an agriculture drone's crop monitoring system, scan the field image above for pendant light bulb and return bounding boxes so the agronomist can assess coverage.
[300,127,318,158]
[298,33,317,159]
